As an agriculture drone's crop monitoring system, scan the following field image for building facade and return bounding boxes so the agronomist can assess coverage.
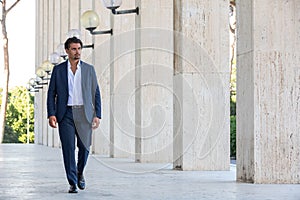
[35,0,300,183]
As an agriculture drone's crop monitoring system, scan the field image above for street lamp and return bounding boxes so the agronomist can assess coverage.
[49,52,61,65]
[25,81,39,144]
[66,29,95,49]
[26,82,38,93]
[35,76,47,86]
[56,43,67,60]
[35,67,49,86]
[26,88,32,144]
[102,0,139,15]
[35,67,47,80]
[29,78,43,90]
[67,28,82,39]
[81,10,113,35]
[41,60,54,75]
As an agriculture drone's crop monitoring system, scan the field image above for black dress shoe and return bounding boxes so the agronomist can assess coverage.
[77,174,85,190]
[68,185,78,193]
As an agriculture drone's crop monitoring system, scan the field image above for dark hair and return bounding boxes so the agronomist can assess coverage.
[64,37,83,49]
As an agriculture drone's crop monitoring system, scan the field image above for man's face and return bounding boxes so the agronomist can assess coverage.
[65,42,81,61]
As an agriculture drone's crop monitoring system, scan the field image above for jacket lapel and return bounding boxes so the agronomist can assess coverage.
[80,61,87,88]
[81,61,86,82]
[81,61,87,98]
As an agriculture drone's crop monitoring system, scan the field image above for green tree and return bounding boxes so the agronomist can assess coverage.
[230,115,236,158]
[0,0,22,143]
[3,125,18,143]
[2,86,34,143]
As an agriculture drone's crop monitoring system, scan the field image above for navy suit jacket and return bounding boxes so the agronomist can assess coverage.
[47,60,101,123]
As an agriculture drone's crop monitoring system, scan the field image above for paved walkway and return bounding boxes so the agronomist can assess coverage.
[0,144,299,200]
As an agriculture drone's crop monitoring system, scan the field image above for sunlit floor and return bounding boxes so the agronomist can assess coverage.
[0,144,299,200]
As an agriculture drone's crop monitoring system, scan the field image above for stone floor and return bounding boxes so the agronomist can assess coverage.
[0,144,299,200]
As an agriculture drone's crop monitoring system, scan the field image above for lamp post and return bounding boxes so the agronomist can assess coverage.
[35,67,49,88]
[35,67,47,81]
[49,52,61,65]
[41,60,54,76]
[81,10,113,35]
[67,29,82,39]
[29,78,43,90]
[66,29,95,49]
[25,82,33,144]
[102,0,139,15]
[26,82,39,93]
[26,90,30,144]
[56,44,67,60]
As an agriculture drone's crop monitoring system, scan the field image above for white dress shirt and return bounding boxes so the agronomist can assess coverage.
[67,61,83,106]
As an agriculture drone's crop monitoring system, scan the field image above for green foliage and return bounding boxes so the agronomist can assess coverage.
[230,57,236,104]
[230,95,236,116]
[230,63,236,158]
[0,88,2,105]
[230,115,236,158]
[1,87,34,143]
[19,132,35,143]
[3,125,18,143]
[229,16,237,157]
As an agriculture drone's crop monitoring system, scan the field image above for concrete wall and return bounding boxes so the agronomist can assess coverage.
[35,0,229,170]
[237,0,300,183]
[34,0,300,184]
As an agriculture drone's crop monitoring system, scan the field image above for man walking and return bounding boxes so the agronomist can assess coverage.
[47,37,101,193]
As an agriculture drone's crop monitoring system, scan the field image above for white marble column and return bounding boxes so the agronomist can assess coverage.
[236,0,300,183]
[46,0,54,147]
[110,0,137,158]
[135,0,174,163]
[173,0,230,170]
[51,0,62,148]
[92,0,112,155]
[41,0,49,146]
[34,0,42,144]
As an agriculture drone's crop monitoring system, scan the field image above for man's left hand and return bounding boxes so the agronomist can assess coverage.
[92,117,100,129]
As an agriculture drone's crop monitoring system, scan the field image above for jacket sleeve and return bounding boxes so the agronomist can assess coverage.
[47,66,57,118]
[95,84,101,119]
[92,66,101,119]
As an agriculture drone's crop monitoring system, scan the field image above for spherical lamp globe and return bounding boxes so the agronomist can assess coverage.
[67,29,82,39]
[102,0,122,10]
[49,52,61,65]
[81,10,100,31]
[36,67,47,79]
[41,60,54,74]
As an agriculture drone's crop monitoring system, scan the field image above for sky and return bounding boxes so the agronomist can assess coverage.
[0,0,35,88]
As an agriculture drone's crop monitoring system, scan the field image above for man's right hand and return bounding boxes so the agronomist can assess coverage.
[49,116,57,128]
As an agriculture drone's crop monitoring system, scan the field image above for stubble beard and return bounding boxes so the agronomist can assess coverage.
[74,54,80,60]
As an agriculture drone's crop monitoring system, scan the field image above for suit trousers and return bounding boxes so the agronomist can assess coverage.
[58,106,89,186]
